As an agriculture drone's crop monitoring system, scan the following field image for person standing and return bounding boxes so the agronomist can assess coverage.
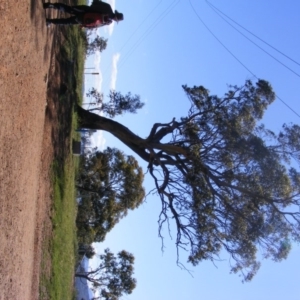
[44,1,124,28]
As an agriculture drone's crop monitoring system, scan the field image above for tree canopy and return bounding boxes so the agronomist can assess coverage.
[78,244,96,259]
[86,36,108,56]
[76,147,145,243]
[76,248,136,300]
[77,80,300,281]
[86,88,144,117]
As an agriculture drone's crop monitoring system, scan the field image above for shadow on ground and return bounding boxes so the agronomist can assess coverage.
[45,27,76,167]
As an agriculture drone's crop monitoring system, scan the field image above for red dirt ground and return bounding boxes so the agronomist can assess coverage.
[0,1,62,299]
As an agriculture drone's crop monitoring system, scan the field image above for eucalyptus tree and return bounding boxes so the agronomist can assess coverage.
[86,36,107,56]
[77,147,145,243]
[77,80,300,281]
[75,248,136,299]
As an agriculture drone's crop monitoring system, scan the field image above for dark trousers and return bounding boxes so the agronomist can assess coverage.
[47,16,80,25]
[44,3,90,14]
[44,3,88,25]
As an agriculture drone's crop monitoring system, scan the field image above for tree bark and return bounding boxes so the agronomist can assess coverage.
[76,185,106,196]
[78,106,151,162]
[77,106,188,163]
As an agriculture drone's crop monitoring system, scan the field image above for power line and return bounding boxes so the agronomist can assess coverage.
[206,0,300,68]
[188,0,255,76]
[188,0,300,119]
[118,0,180,70]
[102,0,180,88]
[101,0,163,82]
[273,94,300,119]
[118,0,163,53]
[206,0,300,79]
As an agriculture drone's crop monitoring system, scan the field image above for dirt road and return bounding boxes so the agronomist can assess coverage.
[0,1,58,298]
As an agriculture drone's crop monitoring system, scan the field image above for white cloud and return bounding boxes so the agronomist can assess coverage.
[91,130,106,151]
[110,53,120,90]
[93,50,101,67]
[107,23,115,36]
[102,23,115,36]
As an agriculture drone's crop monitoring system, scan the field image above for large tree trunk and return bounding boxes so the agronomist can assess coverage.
[75,273,96,283]
[77,106,151,162]
[76,185,106,196]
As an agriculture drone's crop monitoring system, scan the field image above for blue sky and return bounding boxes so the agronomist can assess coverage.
[83,0,300,299]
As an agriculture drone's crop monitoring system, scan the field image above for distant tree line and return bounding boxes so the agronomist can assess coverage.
[75,121,144,299]
[83,33,108,56]
[76,248,136,300]
[76,147,145,245]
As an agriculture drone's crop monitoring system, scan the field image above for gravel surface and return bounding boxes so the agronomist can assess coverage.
[0,1,59,298]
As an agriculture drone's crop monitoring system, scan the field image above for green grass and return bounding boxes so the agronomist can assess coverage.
[39,155,79,300]
[41,110,82,299]
[39,19,87,299]
[50,158,78,300]
[60,25,87,106]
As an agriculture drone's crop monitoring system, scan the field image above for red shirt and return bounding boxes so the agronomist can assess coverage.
[82,13,111,28]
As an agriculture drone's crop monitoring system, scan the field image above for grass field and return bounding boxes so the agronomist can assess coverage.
[39,19,87,299]
[50,158,79,300]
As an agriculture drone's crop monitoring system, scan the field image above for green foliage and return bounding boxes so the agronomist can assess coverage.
[75,248,136,300]
[76,147,145,243]
[86,35,108,55]
[78,79,300,282]
[60,25,87,105]
[86,88,144,118]
[144,79,300,281]
[78,243,96,259]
